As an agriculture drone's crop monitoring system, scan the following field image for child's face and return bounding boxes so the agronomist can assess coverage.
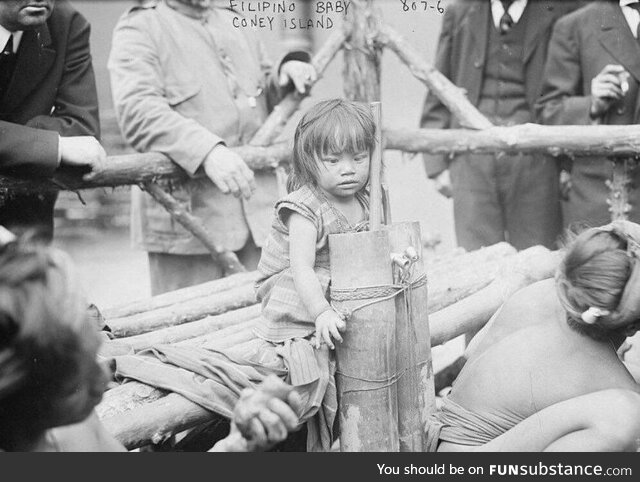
[316,150,370,201]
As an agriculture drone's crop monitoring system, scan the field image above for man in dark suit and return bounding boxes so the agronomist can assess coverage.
[420,0,583,250]
[538,0,640,228]
[0,0,105,241]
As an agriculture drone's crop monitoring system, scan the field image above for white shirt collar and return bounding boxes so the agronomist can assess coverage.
[620,0,640,38]
[0,24,24,54]
[491,0,528,28]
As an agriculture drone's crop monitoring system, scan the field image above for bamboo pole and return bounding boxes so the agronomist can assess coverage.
[387,222,435,452]
[379,24,493,130]
[107,284,257,337]
[369,102,383,230]
[102,271,259,320]
[330,230,399,452]
[141,182,245,274]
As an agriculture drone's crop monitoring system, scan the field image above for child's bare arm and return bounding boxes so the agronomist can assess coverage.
[288,213,345,348]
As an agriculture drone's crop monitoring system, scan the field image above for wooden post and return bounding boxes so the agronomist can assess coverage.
[330,230,399,451]
[608,158,637,221]
[387,221,435,452]
[369,102,383,230]
[343,0,382,102]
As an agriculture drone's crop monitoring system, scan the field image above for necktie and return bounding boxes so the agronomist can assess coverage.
[499,0,515,34]
[0,35,16,99]
[628,2,640,42]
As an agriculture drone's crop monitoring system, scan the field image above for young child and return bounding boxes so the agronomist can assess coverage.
[254,99,375,349]
[248,99,375,450]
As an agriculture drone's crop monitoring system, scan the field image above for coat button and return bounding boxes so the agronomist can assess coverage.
[474,60,483,68]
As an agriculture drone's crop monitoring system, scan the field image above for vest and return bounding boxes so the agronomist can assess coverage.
[477,6,531,126]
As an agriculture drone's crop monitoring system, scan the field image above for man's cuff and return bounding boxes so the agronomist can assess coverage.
[277,50,312,75]
[57,135,63,167]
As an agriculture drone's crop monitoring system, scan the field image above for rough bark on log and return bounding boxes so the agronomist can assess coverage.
[607,158,638,221]
[380,25,493,130]
[429,246,561,347]
[0,144,292,193]
[384,125,640,157]
[6,125,640,193]
[343,0,382,103]
[101,393,211,448]
[141,182,245,274]
[120,305,261,352]
[108,284,257,337]
[102,271,260,319]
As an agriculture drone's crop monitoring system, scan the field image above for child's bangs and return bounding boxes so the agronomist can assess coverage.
[316,108,373,158]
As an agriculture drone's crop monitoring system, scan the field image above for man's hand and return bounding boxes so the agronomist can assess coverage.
[210,376,302,452]
[590,64,628,118]
[279,60,317,95]
[314,309,346,350]
[58,136,107,179]
[203,144,256,199]
[433,169,453,198]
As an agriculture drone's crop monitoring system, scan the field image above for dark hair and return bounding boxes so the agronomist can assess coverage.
[288,99,376,192]
[555,226,634,340]
[0,237,103,449]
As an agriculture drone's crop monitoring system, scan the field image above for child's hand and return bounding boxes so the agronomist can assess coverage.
[315,309,346,350]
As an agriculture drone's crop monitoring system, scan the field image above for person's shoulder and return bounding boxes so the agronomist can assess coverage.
[278,185,319,209]
[115,0,161,27]
[48,0,87,26]
[553,0,601,28]
[442,0,471,18]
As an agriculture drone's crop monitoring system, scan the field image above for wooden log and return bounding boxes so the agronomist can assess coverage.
[0,143,292,193]
[7,125,640,193]
[387,222,435,452]
[343,0,382,103]
[380,25,492,130]
[102,271,260,319]
[108,284,257,337]
[97,320,259,421]
[141,182,245,274]
[249,29,346,147]
[429,246,561,347]
[120,305,261,352]
[102,392,212,448]
[384,125,640,157]
[427,242,515,280]
[330,230,399,452]
[98,244,520,445]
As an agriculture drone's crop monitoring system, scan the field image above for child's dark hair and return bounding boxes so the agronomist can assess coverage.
[288,99,376,192]
[0,236,104,449]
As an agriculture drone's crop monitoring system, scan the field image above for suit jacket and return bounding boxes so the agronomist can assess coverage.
[0,0,99,237]
[420,0,584,177]
[537,1,640,226]
[109,2,306,254]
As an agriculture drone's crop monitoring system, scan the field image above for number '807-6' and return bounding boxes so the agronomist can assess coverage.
[400,0,444,14]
